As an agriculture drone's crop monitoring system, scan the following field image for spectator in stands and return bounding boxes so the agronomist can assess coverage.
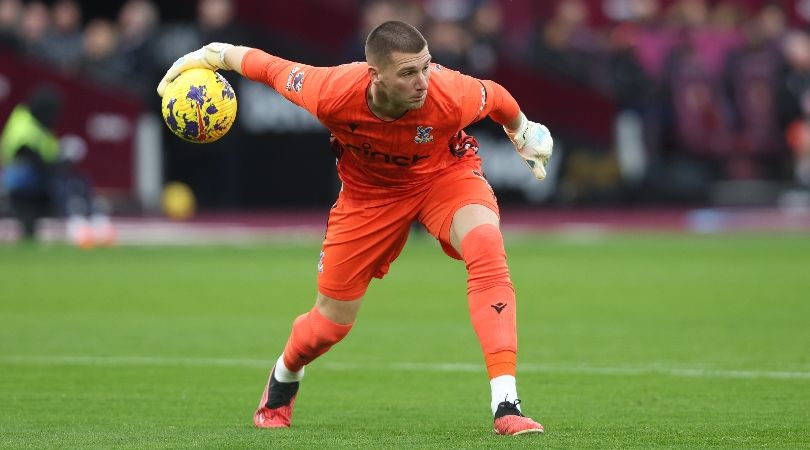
[0,84,62,240]
[194,0,249,89]
[0,0,22,51]
[778,30,810,129]
[623,0,682,85]
[41,0,83,72]
[0,84,115,245]
[603,14,659,190]
[757,2,788,49]
[423,0,475,23]
[116,0,160,96]
[466,0,503,77]
[780,22,810,185]
[425,19,470,72]
[604,0,675,190]
[663,0,735,160]
[344,0,424,62]
[723,5,784,160]
[17,1,49,61]
[606,20,653,110]
[80,18,129,88]
[196,0,245,44]
[529,0,602,85]
[689,0,746,78]
[786,114,810,186]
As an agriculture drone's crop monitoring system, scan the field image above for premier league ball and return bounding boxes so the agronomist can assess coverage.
[161,68,237,143]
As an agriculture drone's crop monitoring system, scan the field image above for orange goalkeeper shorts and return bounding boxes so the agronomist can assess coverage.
[317,166,499,301]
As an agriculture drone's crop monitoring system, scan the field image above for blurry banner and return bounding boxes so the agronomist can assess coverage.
[0,51,143,194]
[161,129,337,209]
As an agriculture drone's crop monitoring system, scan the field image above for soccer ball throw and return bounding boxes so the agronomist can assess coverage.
[161,68,237,143]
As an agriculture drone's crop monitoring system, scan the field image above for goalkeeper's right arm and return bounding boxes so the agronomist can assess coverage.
[159,42,330,119]
[156,43,253,97]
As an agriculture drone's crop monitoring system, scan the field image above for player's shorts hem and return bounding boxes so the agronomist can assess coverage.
[317,285,367,301]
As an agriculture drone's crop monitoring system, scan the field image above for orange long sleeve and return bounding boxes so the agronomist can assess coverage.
[480,79,521,126]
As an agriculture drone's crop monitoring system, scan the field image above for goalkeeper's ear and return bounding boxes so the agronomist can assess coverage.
[367,65,382,85]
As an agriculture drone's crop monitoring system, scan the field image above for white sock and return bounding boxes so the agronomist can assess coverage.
[490,375,520,415]
[273,354,305,383]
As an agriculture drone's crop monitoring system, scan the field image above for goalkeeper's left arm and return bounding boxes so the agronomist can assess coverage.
[471,78,554,181]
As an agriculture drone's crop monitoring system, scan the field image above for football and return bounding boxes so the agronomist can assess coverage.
[161,68,237,143]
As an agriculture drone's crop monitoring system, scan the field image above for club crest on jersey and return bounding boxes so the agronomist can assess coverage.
[414,126,434,144]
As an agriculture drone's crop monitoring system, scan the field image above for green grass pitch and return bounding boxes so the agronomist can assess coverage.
[1,232,809,448]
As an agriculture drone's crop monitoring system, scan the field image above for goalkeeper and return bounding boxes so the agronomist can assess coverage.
[157,21,553,436]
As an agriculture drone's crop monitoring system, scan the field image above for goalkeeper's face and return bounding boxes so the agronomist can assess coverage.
[375,47,432,111]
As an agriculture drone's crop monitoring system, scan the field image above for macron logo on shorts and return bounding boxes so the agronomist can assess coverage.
[491,302,507,314]
[318,251,324,273]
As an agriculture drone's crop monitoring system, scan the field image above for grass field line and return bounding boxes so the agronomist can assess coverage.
[2,355,809,380]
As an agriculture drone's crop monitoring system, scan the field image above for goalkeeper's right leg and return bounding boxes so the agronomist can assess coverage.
[254,295,358,428]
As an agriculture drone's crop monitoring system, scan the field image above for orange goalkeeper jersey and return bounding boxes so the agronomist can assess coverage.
[242,49,520,205]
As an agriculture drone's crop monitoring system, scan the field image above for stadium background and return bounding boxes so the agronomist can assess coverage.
[3,0,810,229]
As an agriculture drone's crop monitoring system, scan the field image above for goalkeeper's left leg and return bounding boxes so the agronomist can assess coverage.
[459,222,518,391]
[451,205,544,435]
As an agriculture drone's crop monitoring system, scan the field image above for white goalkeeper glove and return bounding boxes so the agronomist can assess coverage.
[156,42,235,97]
[503,112,554,180]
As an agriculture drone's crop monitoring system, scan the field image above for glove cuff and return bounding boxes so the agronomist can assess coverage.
[503,112,527,148]
[205,42,235,70]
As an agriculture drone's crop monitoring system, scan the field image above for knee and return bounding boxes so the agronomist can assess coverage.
[316,292,363,325]
[460,224,504,260]
[460,224,511,292]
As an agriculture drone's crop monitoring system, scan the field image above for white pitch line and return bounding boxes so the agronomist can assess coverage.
[1,355,809,380]
[0,355,269,368]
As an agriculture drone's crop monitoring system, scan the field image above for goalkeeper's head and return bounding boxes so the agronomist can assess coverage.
[364,20,427,66]
[365,21,432,111]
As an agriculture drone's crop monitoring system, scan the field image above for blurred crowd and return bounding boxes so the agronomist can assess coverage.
[524,0,810,185]
[0,0,251,101]
[2,0,810,187]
